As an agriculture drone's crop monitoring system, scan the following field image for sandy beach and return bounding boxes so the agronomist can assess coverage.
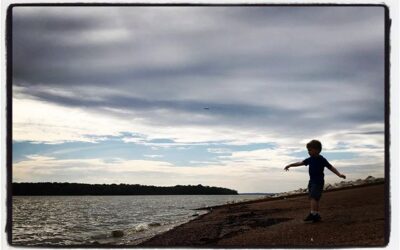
[140,183,387,247]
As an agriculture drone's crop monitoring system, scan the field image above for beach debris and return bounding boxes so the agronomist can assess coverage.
[366,176,376,182]
[134,223,149,232]
[324,184,334,190]
[111,230,124,238]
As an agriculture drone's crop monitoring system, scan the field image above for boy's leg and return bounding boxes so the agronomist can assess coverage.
[312,199,321,222]
[310,198,319,213]
[308,182,320,213]
[306,182,323,222]
[304,198,319,222]
[309,181,323,213]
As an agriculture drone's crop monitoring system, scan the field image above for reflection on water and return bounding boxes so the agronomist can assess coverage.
[12,195,265,246]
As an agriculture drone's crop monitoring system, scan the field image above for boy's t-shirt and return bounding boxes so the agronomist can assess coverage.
[303,155,333,184]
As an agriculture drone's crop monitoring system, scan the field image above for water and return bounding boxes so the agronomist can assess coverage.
[12,195,266,246]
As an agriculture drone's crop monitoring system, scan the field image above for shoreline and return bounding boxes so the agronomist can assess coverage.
[140,182,387,247]
[195,180,385,211]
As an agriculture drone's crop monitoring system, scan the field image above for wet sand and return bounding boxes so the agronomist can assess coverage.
[140,183,387,247]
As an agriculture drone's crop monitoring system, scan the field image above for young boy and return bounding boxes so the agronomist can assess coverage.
[284,140,346,222]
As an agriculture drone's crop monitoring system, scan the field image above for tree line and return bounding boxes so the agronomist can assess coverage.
[12,182,238,195]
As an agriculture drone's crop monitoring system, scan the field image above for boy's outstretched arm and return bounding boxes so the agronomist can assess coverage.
[328,166,346,179]
[284,161,305,171]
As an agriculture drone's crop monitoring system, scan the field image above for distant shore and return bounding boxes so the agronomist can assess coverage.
[12,182,238,195]
[140,182,387,247]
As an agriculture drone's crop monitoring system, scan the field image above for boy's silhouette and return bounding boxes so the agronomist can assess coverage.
[284,140,346,222]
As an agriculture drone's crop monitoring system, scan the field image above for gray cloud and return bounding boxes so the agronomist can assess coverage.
[12,6,385,139]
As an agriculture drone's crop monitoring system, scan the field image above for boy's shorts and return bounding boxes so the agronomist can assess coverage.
[308,181,324,201]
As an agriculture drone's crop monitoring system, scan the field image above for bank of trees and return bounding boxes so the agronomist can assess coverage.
[12,182,238,195]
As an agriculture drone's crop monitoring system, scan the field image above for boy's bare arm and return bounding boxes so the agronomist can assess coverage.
[284,161,305,171]
[329,166,346,179]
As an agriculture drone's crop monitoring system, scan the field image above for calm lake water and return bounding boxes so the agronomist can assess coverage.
[12,195,266,246]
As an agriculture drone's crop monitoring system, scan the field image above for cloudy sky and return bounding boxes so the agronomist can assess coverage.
[12,6,385,193]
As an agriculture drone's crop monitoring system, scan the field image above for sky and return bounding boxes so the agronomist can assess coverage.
[12,6,385,193]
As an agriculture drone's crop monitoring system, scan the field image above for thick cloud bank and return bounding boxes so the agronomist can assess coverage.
[12,6,385,191]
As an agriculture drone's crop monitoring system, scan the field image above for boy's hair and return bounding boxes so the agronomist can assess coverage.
[306,140,322,153]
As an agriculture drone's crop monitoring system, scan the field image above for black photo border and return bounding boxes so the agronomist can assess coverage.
[5,2,392,248]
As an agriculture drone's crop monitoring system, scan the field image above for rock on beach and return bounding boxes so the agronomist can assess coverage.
[111,230,124,238]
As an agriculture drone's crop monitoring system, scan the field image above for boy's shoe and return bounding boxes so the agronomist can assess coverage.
[312,214,321,223]
[303,213,314,222]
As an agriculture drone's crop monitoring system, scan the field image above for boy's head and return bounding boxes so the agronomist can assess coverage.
[306,140,322,156]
